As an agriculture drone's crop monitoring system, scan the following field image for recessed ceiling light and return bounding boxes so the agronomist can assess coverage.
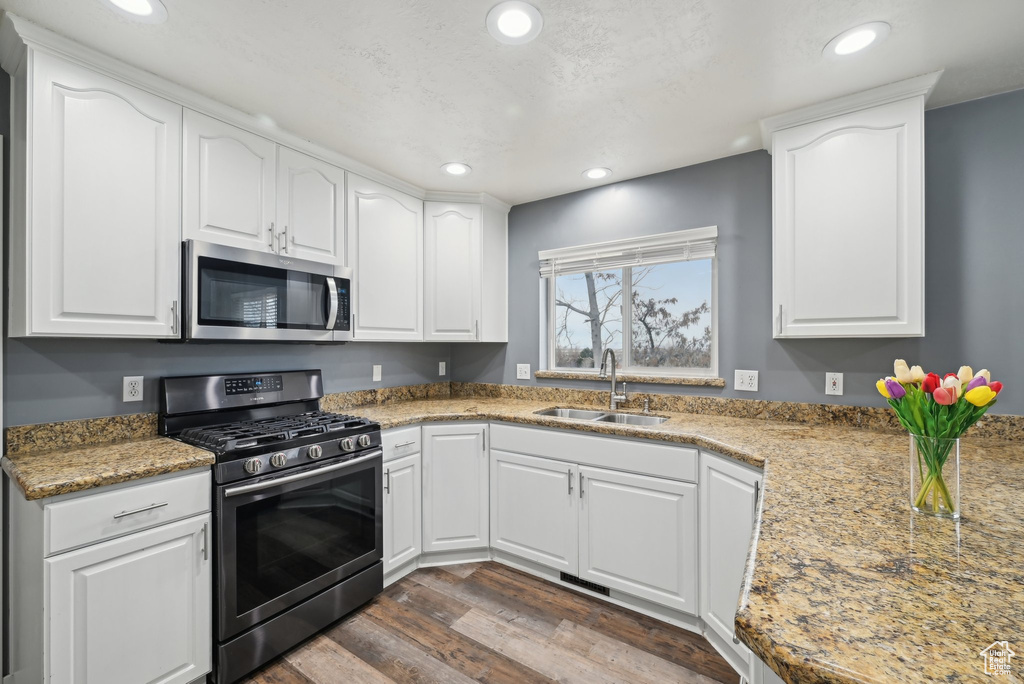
[824,22,890,57]
[583,167,611,180]
[442,162,472,176]
[486,2,544,45]
[100,0,168,23]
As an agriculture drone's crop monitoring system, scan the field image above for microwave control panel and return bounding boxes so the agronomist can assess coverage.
[335,279,351,331]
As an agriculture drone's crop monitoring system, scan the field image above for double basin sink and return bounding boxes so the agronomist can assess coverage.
[534,407,668,426]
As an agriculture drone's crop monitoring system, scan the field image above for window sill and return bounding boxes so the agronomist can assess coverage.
[534,370,726,388]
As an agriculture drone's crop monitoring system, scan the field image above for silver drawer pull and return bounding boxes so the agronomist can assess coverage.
[393,441,416,449]
[113,502,169,519]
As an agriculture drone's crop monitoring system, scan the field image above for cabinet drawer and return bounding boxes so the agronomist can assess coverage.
[490,424,697,482]
[382,426,421,462]
[45,470,211,556]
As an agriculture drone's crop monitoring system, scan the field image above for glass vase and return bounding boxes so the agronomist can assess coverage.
[910,435,960,519]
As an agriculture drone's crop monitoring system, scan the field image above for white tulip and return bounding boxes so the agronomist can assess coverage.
[893,359,913,384]
[975,369,991,382]
[957,366,974,384]
[910,365,925,383]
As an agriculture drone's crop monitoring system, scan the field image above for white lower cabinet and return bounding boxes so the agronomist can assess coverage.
[46,514,212,684]
[699,451,763,676]
[579,466,697,614]
[490,450,578,574]
[383,452,422,574]
[7,470,212,684]
[422,424,489,552]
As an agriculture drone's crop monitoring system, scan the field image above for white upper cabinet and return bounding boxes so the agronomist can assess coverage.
[276,146,345,265]
[347,174,424,340]
[424,201,509,342]
[183,109,278,253]
[8,52,182,337]
[763,73,940,338]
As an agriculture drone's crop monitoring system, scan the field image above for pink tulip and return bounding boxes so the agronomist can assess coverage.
[933,387,956,405]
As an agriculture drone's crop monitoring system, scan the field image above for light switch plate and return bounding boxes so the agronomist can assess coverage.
[439,361,446,376]
[372,365,382,382]
[516,364,531,380]
[123,376,144,402]
[826,372,844,396]
[734,370,758,392]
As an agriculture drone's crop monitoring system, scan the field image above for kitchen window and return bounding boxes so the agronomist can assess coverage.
[540,227,718,377]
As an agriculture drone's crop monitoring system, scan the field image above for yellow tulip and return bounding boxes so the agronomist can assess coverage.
[975,369,991,382]
[876,378,890,399]
[965,385,997,407]
[958,365,974,384]
[893,359,913,384]
[910,365,925,383]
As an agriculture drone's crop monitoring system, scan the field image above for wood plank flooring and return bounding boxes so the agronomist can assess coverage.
[242,562,739,684]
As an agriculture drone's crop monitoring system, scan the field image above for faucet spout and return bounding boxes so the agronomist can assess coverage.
[599,349,627,410]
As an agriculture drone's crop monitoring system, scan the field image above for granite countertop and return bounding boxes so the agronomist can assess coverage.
[2,437,214,501]
[349,396,1023,683]
[4,393,1020,682]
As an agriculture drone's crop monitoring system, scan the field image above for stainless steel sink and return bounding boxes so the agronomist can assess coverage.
[534,407,609,420]
[595,413,669,426]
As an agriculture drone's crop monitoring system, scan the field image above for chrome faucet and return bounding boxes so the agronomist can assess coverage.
[598,348,628,410]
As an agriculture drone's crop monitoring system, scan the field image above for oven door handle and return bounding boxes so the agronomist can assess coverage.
[223,449,382,498]
[325,277,339,330]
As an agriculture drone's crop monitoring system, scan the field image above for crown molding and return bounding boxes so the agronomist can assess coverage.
[759,70,943,150]
[423,191,512,213]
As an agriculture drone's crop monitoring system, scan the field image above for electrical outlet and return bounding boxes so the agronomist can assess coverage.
[826,372,844,396]
[516,364,531,380]
[438,361,446,376]
[123,376,144,402]
[734,370,759,392]
[372,365,382,382]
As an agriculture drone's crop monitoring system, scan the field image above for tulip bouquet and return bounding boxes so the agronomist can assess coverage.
[876,360,1003,518]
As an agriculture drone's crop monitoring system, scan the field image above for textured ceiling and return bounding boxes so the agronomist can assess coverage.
[2,0,1023,204]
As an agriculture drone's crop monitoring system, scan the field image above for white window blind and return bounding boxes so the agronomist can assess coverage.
[538,226,717,278]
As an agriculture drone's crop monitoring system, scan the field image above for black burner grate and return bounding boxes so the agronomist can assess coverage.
[178,411,372,453]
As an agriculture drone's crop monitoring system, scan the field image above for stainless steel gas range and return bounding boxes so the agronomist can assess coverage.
[160,369,383,684]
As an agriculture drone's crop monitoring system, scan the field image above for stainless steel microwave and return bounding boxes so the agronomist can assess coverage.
[183,240,351,343]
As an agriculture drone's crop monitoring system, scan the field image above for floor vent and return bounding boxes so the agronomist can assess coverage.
[559,572,610,596]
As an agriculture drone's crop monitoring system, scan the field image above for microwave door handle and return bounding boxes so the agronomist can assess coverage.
[325,277,339,329]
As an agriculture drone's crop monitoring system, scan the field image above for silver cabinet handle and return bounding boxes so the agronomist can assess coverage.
[384,468,391,494]
[568,469,573,496]
[325,277,339,330]
[753,481,761,523]
[224,450,382,497]
[268,222,276,252]
[113,502,168,519]
[475,320,479,340]
[777,304,782,336]
[201,522,209,561]
[170,300,178,335]
[394,441,416,449]
[579,473,584,498]
[281,224,289,253]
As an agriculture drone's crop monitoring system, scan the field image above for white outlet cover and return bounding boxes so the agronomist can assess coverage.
[122,375,144,402]
[439,361,447,376]
[372,365,382,382]
[826,372,844,396]
[734,369,759,392]
[516,364,531,380]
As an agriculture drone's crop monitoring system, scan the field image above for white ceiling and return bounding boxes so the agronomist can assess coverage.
[2,0,1023,205]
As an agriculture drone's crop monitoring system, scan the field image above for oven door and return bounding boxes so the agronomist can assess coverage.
[185,240,345,342]
[216,450,382,640]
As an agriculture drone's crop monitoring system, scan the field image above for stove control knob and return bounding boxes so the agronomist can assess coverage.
[308,445,323,459]
[340,437,355,452]
[270,452,287,467]
[358,434,371,448]
[244,458,263,475]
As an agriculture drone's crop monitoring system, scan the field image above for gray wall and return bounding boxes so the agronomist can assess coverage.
[3,340,449,426]
[453,89,1024,416]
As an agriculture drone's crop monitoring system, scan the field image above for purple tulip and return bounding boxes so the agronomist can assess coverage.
[967,375,988,391]
[885,378,906,399]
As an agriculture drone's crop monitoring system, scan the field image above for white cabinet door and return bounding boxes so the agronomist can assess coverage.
[424,202,481,341]
[578,466,697,614]
[183,109,277,252]
[490,450,577,574]
[23,53,181,337]
[276,146,345,265]
[384,452,422,574]
[422,425,488,552]
[347,174,423,340]
[772,96,924,338]
[46,514,211,684]
[700,452,762,665]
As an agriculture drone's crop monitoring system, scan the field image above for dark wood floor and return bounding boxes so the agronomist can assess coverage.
[243,562,739,684]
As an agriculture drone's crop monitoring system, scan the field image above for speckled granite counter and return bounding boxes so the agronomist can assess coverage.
[349,396,1023,684]
[3,436,214,501]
